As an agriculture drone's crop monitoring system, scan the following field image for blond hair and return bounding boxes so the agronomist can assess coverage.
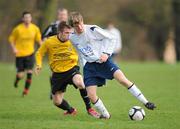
[68,12,83,27]
[57,8,68,13]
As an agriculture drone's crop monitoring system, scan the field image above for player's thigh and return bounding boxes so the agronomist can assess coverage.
[52,91,64,105]
[113,69,132,87]
[24,54,34,71]
[16,57,25,73]
[51,73,68,95]
[72,74,85,89]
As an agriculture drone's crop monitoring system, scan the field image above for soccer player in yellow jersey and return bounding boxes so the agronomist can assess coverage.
[8,11,42,96]
[35,22,100,118]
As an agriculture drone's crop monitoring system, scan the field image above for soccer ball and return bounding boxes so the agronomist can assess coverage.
[128,106,145,121]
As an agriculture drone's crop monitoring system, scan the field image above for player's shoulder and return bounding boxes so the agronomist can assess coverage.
[113,27,121,33]
[46,35,57,41]
[30,23,40,30]
[69,32,77,39]
[43,35,56,45]
[14,23,24,30]
[50,21,57,25]
[69,32,80,45]
[85,24,100,31]
[50,21,59,26]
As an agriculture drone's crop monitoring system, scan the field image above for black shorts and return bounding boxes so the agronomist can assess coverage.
[51,66,80,94]
[15,54,34,72]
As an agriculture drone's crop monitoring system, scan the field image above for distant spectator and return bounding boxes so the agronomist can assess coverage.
[106,22,122,55]
[42,8,68,40]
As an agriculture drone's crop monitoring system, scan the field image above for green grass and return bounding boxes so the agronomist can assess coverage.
[0,62,180,129]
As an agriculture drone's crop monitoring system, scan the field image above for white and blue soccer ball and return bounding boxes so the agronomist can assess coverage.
[128,106,145,121]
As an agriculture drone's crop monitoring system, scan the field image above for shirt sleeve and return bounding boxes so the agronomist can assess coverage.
[42,25,52,39]
[8,27,18,44]
[35,27,42,43]
[118,30,122,50]
[35,41,48,68]
[93,26,116,55]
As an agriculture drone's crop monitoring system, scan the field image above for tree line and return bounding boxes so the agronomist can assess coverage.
[0,0,179,62]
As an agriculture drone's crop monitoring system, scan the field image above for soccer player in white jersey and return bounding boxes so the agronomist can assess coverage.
[69,12,156,119]
[106,22,122,54]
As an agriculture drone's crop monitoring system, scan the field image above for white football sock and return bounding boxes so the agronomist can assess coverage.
[128,84,148,104]
[93,98,110,118]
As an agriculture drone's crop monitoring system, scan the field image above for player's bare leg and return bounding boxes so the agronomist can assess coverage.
[14,72,24,88]
[86,86,110,119]
[113,69,156,110]
[72,74,101,118]
[53,91,76,115]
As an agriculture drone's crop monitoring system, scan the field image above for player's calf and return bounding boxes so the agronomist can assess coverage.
[55,99,76,115]
[22,72,32,96]
[14,72,24,88]
[93,98,111,119]
[53,92,76,115]
[86,86,110,119]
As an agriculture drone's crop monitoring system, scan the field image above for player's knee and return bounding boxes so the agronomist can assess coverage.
[114,70,132,87]
[73,75,85,89]
[27,69,33,74]
[17,72,25,79]
[53,98,62,106]
[52,95,63,106]
[76,81,85,89]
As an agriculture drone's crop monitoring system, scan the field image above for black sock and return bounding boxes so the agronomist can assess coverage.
[25,73,32,90]
[56,99,74,113]
[14,74,21,87]
[79,89,91,110]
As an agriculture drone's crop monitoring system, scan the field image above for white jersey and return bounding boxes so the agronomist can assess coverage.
[70,25,116,64]
[106,27,122,53]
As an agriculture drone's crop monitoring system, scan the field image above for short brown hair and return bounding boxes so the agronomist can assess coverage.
[68,12,83,27]
[58,21,71,32]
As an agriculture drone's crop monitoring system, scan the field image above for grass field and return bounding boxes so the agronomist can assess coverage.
[0,62,179,129]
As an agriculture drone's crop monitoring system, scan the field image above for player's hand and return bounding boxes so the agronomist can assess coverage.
[34,65,41,75]
[13,48,18,55]
[100,54,109,63]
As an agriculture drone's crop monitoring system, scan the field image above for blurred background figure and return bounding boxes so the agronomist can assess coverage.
[42,8,68,40]
[106,22,122,60]
[163,31,176,64]
[0,0,180,62]
[8,11,42,96]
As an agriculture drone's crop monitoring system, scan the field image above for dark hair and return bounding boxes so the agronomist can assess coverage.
[22,11,31,17]
[58,21,71,32]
